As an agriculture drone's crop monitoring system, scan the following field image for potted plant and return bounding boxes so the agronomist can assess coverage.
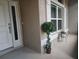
[41,22,55,54]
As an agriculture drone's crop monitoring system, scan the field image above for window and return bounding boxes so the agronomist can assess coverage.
[51,20,57,31]
[51,4,56,18]
[58,7,63,30]
[11,6,18,40]
[50,2,63,33]
[58,20,62,30]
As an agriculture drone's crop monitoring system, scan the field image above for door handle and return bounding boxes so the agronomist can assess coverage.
[8,23,12,34]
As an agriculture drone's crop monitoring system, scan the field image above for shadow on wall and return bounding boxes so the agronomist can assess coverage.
[71,36,78,59]
[68,0,78,6]
[68,0,78,34]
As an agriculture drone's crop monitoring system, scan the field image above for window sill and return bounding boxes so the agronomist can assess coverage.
[50,29,62,35]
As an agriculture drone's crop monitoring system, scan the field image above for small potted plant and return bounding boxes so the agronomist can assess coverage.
[41,22,55,54]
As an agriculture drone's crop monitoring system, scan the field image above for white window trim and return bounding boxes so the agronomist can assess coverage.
[46,0,65,35]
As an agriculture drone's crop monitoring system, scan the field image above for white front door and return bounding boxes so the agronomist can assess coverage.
[0,0,13,51]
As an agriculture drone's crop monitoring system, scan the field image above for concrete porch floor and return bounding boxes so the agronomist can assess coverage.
[0,34,77,59]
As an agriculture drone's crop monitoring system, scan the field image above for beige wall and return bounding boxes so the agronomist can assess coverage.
[19,0,78,53]
[68,0,78,34]
[39,0,78,57]
[19,0,41,52]
[38,0,69,52]
[39,0,47,41]
[64,0,69,31]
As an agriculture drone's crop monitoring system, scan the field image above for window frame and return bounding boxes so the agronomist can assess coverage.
[46,1,64,34]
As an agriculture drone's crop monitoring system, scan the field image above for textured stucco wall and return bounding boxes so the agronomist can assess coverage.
[39,1,78,58]
[39,0,47,41]
[19,0,41,52]
[67,1,78,57]
[19,0,78,54]
[68,0,78,34]
[38,0,69,52]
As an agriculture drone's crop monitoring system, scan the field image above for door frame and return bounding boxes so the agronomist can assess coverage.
[0,0,13,51]
[9,1,23,47]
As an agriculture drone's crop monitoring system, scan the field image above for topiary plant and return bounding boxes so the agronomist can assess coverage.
[41,22,55,54]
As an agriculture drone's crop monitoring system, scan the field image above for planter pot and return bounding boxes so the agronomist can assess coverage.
[45,42,51,54]
[46,47,51,54]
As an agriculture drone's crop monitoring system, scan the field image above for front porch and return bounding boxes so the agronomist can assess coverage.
[0,0,78,59]
[0,34,77,59]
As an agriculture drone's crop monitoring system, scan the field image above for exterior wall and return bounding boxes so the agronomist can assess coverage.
[63,0,69,32]
[38,0,47,53]
[68,0,78,34]
[39,0,46,41]
[19,0,41,52]
[38,0,69,52]
[19,0,78,54]
[39,0,78,57]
